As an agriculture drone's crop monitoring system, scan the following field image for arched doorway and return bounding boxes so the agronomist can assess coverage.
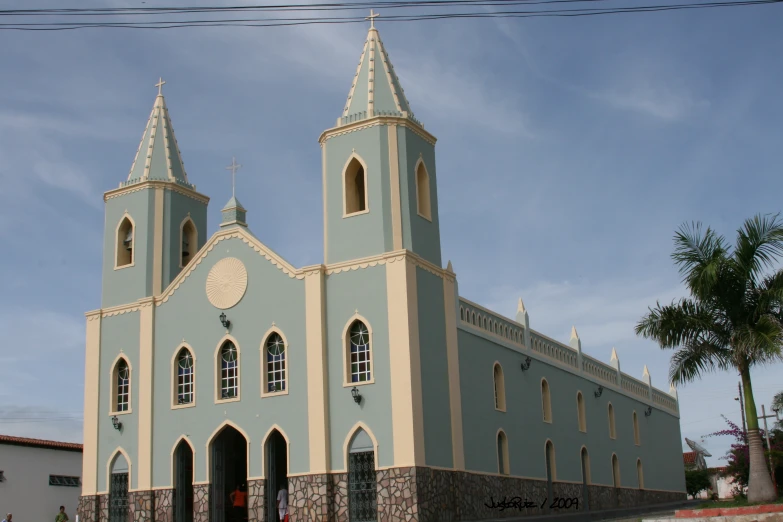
[109,453,129,522]
[580,448,590,511]
[348,429,377,522]
[174,440,194,522]
[210,426,248,522]
[545,441,555,513]
[264,430,288,522]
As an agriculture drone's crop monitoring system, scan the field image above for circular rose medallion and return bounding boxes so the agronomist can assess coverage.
[205,257,248,309]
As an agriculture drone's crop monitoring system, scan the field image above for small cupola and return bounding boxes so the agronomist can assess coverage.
[220,196,247,228]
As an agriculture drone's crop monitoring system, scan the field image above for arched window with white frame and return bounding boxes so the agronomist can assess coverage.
[180,217,198,268]
[608,403,616,439]
[612,454,621,487]
[415,160,432,220]
[111,357,131,413]
[218,340,239,400]
[344,156,368,215]
[577,391,587,432]
[264,331,287,394]
[633,411,641,445]
[175,347,194,406]
[347,319,372,383]
[541,378,552,422]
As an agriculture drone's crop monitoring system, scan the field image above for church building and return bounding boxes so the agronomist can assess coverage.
[77,19,686,522]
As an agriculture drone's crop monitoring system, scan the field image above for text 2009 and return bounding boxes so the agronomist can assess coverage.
[484,496,579,511]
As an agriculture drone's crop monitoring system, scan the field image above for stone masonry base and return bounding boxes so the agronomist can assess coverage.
[78,467,684,522]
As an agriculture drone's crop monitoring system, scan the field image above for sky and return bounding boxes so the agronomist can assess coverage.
[0,0,782,469]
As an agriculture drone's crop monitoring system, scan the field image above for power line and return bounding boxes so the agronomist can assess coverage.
[0,0,779,30]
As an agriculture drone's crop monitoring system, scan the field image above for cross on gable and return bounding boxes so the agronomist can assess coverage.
[225,157,242,198]
[155,77,166,96]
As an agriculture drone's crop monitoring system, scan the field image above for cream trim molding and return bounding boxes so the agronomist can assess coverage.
[387,125,403,250]
[106,447,133,493]
[340,421,380,473]
[114,213,136,270]
[179,215,198,270]
[341,152,370,218]
[108,353,133,416]
[214,334,241,404]
[105,179,210,205]
[82,313,102,495]
[260,424,291,479]
[319,115,437,146]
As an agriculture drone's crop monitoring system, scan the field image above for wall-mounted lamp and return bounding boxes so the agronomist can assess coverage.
[594,386,604,398]
[219,313,231,329]
[645,406,653,417]
[112,416,123,431]
[351,386,362,405]
[520,357,532,371]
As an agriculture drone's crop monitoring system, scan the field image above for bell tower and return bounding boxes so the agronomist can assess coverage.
[319,22,442,266]
[101,80,209,309]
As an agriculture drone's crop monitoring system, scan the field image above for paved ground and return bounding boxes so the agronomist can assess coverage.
[468,499,702,522]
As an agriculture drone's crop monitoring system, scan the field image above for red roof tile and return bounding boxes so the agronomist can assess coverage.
[683,451,697,465]
[0,434,83,452]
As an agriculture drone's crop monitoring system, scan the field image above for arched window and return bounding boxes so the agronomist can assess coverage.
[637,459,644,489]
[493,363,506,411]
[116,216,134,268]
[460,307,464,321]
[608,403,616,439]
[633,411,640,445]
[472,312,476,325]
[348,320,372,383]
[180,218,198,268]
[545,440,556,481]
[577,392,587,432]
[175,348,194,405]
[415,161,431,220]
[612,454,621,487]
[580,447,591,485]
[344,156,367,215]
[541,379,552,422]
[218,341,239,400]
[112,358,131,413]
[497,430,509,475]
[264,332,286,393]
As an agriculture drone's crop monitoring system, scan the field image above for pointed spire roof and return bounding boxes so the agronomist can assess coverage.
[517,298,526,314]
[570,326,579,341]
[126,78,191,187]
[340,19,418,125]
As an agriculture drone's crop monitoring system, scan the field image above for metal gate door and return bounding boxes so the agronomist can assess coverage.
[109,473,129,522]
[266,441,277,522]
[175,447,194,522]
[211,443,225,522]
[348,452,376,522]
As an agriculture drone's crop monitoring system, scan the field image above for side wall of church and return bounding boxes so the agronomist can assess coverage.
[415,267,454,468]
[161,190,208,289]
[457,327,686,494]
[396,126,442,267]
[323,127,394,264]
[151,235,309,483]
[97,311,141,492]
[102,191,155,309]
[324,264,395,469]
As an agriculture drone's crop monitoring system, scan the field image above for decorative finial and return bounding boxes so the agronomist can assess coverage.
[570,326,579,341]
[366,9,380,29]
[155,77,166,96]
[446,260,453,272]
[517,298,526,313]
[610,347,619,360]
[225,157,242,198]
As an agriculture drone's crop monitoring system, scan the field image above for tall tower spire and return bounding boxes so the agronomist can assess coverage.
[340,14,417,126]
[125,78,191,187]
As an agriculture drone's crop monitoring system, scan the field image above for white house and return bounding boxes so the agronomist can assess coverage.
[0,435,83,522]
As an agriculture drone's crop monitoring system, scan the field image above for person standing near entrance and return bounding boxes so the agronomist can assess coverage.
[229,484,247,522]
[276,485,288,522]
[55,506,69,522]
[2,513,11,522]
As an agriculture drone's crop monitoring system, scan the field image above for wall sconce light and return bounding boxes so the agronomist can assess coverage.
[219,313,231,329]
[645,406,653,417]
[351,386,362,405]
[112,416,122,431]
[520,357,532,371]
[594,386,604,398]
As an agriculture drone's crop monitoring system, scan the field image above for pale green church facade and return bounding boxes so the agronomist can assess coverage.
[77,23,686,522]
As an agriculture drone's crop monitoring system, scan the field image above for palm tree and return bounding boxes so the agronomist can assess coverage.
[636,214,783,503]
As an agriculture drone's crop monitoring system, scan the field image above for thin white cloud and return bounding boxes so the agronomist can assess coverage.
[596,84,710,122]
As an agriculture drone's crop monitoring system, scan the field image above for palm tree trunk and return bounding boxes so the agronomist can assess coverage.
[741,368,777,502]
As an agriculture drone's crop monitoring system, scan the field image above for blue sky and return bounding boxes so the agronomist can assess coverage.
[1,0,782,468]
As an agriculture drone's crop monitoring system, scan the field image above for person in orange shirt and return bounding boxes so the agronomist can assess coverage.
[229,484,247,522]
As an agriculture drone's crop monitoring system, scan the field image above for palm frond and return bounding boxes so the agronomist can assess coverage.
[669,341,733,384]
[734,213,783,284]
[672,221,727,298]
[635,298,727,350]
[733,317,783,366]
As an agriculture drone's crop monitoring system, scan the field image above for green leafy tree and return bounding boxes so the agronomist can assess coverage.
[685,469,713,499]
[636,214,783,503]
[773,391,783,430]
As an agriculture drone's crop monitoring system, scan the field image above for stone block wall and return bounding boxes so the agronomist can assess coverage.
[129,491,154,522]
[154,489,173,522]
[98,494,109,522]
[247,478,265,522]
[289,474,329,522]
[193,484,209,522]
[77,495,99,522]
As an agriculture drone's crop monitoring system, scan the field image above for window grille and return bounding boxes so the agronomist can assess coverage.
[266,333,286,392]
[177,350,194,404]
[220,342,238,399]
[116,360,130,412]
[349,321,371,383]
[49,475,80,487]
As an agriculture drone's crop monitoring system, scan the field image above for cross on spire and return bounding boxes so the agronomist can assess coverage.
[225,157,242,198]
[366,10,380,29]
[155,77,166,96]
